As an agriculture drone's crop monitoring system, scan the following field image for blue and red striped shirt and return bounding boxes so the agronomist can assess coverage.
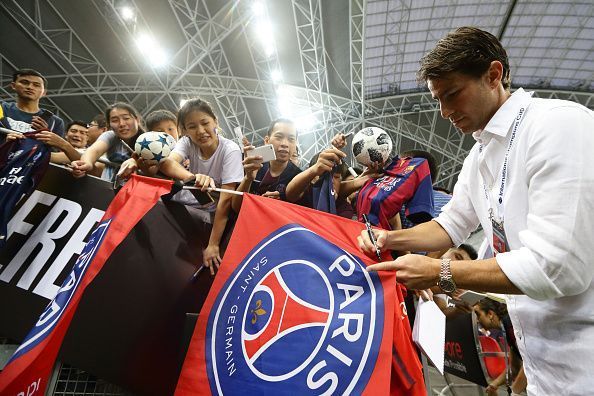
[356,156,434,230]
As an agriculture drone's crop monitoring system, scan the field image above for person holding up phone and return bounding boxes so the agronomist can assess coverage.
[231,118,301,212]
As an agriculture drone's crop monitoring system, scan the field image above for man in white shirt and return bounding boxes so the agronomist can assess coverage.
[358,27,594,395]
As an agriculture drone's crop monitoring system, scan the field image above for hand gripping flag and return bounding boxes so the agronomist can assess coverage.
[175,194,425,395]
[0,174,173,396]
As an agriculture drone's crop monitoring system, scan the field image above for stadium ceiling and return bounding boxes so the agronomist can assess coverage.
[1,0,592,188]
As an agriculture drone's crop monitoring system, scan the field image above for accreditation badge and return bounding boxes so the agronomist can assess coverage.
[491,218,509,254]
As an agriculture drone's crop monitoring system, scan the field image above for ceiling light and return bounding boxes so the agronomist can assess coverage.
[135,33,155,50]
[150,48,168,68]
[271,69,282,83]
[253,9,276,58]
[255,22,273,44]
[277,97,292,117]
[252,2,265,17]
[135,34,168,68]
[180,99,188,108]
[276,84,291,96]
[121,6,135,20]
[264,44,275,58]
[297,114,318,130]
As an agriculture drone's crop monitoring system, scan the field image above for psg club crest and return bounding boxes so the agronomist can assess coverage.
[205,224,385,395]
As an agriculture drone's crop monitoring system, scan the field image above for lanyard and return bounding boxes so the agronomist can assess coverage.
[479,105,528,221]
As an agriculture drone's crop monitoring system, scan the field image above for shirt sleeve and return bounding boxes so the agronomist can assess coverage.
[496,105,594,300]
[434,149,481,246]
[97,130,116,145]
[220,140,244,185]
[405,159,434,224]
[172,136,190,160]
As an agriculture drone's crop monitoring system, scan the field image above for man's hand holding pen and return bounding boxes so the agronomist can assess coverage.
[357,222,389,258]
[357,226,441,290]
[361,214,383,261]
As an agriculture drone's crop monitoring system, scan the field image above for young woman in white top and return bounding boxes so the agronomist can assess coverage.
[159,98,243,275]
[71,102,146,181]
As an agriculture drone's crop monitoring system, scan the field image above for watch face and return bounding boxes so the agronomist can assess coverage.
[439,279,456,293]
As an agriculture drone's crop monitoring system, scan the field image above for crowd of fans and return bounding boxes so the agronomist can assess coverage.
[1,67,525,393]
[5,22,594,395]
[2,68,450,275]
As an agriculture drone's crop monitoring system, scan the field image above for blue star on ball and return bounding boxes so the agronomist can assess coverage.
[139,138,152,151]
[157,134,169,145]
[152,151,164,162]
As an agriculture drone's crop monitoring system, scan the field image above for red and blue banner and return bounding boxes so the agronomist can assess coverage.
[175,193,425,395]
[0,174,173,396]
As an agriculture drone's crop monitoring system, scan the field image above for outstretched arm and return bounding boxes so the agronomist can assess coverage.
[203,182,237,275]
[231,143,262,213]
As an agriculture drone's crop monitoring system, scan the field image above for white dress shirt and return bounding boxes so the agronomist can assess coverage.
[435,88,594,395]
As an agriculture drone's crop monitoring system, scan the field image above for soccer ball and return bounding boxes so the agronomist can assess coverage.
[352,127,393,166]
[134,132,176,163]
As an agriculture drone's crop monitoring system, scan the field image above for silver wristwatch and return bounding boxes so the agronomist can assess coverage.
[437,258,456,293]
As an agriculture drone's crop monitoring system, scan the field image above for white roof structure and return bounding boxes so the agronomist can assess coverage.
[1,0,592,188]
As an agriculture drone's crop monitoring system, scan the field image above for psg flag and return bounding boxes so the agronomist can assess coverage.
[175,194,425,395]
[0,174,173,396]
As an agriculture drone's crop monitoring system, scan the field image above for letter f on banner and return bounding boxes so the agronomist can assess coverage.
[0,175,173,396]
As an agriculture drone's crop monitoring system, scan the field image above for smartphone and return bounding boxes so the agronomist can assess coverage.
[245,144,276,163]
[233,126,245,153]
[39,109,54,123]
[233,126,243,141]
[456,290,487,306]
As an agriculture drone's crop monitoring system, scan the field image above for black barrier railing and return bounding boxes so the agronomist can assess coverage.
[1,163,508,395]
[0,164,230,395]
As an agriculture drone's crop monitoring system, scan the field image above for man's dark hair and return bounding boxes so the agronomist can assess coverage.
[91,113,107,129]
[266,118,297,137]
[146,109,177,131]
[476,298,508,319]
[401,149,439,181]
[417,27,511,90]
[66,120,88,132]
[458,243,478,260]
[12,68,48,87]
